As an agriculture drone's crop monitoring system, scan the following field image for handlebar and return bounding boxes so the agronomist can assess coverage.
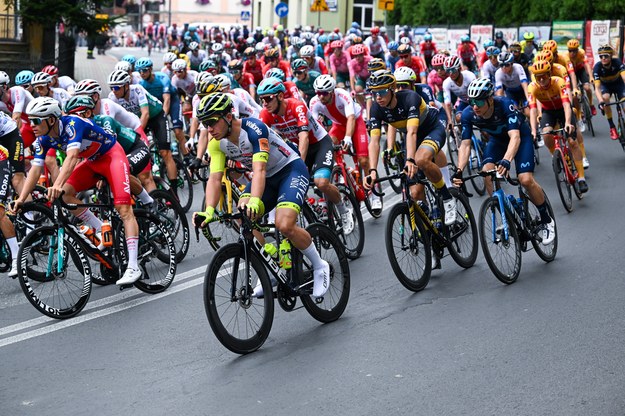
[463,169,520,186]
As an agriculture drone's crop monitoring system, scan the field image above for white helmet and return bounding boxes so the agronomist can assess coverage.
[26,96,62,118]
[394,66,417,83]
[195,71,212,84]
[313,74,336,93]
[255,43,266,52]
[163,52,177,64]
[31,72,53,86]
[0,71,9,85]
[171,59,187,72]
[302,32,313,40]
[399,36,411,45]
[107,70,131,86]
[299,45,315,58]
[115,61,132,72]
[211,43,224,53]
[214,74,231,90]
[188,41,199,51]
[73,79,102,96]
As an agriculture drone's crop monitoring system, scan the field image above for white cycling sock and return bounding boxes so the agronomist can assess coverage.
[137,189,154,205]
[441,165,452,188]
[335,200,347,215]
[301,242,325,270]
[6,237,18,260]
[126,236,138,269]
[77,209,103,232]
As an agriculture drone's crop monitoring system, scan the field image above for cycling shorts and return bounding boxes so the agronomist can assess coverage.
[540,109,577,136]
[0,128,24,173]
[169,97,184,130]
[336,72,350,85]
[575,68,589,85]
[0,159,10,206]
[482,127,535,174]
[147,110,171,150]
[126,139,151,176]
[305,135,334,179]
[243,159,309,214]
[354,75,368,89]
[504,88,528,108]
[599,80,625,98]
[66,142,131,205]
[328,116,369,157]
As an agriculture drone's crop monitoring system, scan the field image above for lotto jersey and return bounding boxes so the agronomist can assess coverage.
[461,96,526,143]
[259,98,327,145]
[443,71,476,104]
[208,117,299,177]
[108,84,163,118]
[309,88,362,124]
[527,77,570,111]
[369,89,439,134]
[32,116,116,165]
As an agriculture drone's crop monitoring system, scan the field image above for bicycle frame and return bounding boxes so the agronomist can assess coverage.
[551,129,577,185]
[333,146,366,202]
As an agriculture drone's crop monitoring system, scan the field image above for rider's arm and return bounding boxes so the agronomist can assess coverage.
[139,105,149,129]
[16,164,41,204]
[297,130,309,161]
[502,129,521,163]
[53,147,81,189]
[204,138,225,209]
[162,92,171,115]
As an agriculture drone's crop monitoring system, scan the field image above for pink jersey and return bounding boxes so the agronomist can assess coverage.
[330,53,350,74]
[427,70,445,94]
[348,56,372,79]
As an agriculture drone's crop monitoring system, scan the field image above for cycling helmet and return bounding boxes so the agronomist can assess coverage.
[26,96,62,118]
[366,70,396,90]
[371,26,380,35]
[243,47,255,57]
[497,52,514,65]
[542,39,558,53]
[567,39,580,49]
[598,44,614,55]
[195,71,213,85]
[264,67,286,81]
[351,22,360,29]
[228,59,243,71]
[64,95,95,114]
[188,41,199,51]
[41,65,59,76]
[264,47,280,59]
[367,58,386,72]
[461,35,471,42]
[0,71,9,85]
[431,54,446,67]
[351,36,363,45]
[397,44,412,55]
[485,46,501,57]
[291,58,308,71]
[302,32,314,41]
[121,54,137,65]
[424,33,433,42]
[300,45,315,58]
[536,50,553,62]
[290,35,301,45]
[115,61,132,72]
[313,74,336,92]
[394,66,417,83]
[523,31,535,41]
[163,52,177,64]
[107,70,131,86]
[530,60,551,76]
[495,31,503,39]
[214,73,231,90]
[483,39,495,48]
[295,38,307,48]
[330,40,344,49]
[388,41,399,51]
[257,77,286,95]
[15,70,34,86]
[467,77,494,99]
[399,36,411,45]
[211,43,224,53]
[31,71,53,86]
[351,44,366,56]
[188,25,197,32]
[171,59,187,72]
[443,55,461,71]
[328,33,340,42]
[318,35,328,44]
[135,57,153,71]
[255,43,267,53]
[196,78,220,96]
[509,41,522,52]
[199,60,218,73]
[73,79,102,96]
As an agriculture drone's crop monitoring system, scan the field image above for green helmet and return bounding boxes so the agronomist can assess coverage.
[199,59,218,72]
[64,95,95,115]
[197,93,233,120]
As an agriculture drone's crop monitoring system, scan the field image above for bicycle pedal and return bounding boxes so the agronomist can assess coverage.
[314,296,324,304]
[118,283,134,291]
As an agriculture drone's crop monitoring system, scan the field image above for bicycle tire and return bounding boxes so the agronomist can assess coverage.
[533,140,541,166]
[205,184,241,251]
[552,149,573,213]
[294,223,350,323]
[173,158,193,212]
[446,189,478,268]
[329,185,365,260]
[581,94,595,137]
[446,129,459,169]
[567,147,584,201]
[468,138,486,196]
[383,141,403,194]
[478,197,522,284]
[385,203,432,292]
[150,189,190,262]
[618,111,625,152]
[0,237,9,272]
[204,243,274,354]
[17,225,92,319]
[523,191,558,262]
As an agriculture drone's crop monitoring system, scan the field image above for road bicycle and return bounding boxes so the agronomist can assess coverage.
[201,211,350,354]
[604,96,625,152]
[546,128,583,213]
[17,191,177,319]
[448,123,487,196]
[149,137,194,213]
[381,131,405,194]
[576,82,595,137]
[373,171,478,292]
[470,170,557,284]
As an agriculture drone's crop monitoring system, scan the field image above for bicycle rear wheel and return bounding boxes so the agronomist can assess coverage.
[385,203,431,291]
[329,186,365,260]
[618,111,625,152]
[522,191,558,262]
[552,149,573,213]
[581,94,595,137]
[204,244,274,354]
[150,189,190,262]
[295,223,350,323]
[383,141,403,194]
[567,148,584,201]
[445,190,478,268]
[172,158,194,212]
[446,129,459,169]
[467,138,486,196]
[17,226,92,319]
[478,197,522,284]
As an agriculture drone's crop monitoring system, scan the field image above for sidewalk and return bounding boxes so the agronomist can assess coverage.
[74,46,118,95]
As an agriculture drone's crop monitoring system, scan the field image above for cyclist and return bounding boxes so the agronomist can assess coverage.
[214,74,261,117]
[386,41,400,73]
[299,45,328,75]
[0,111,25,197]
[395,44,427,83]
[243,47,265,85]
[509,41,531,78]
[15,70,35,95]
[41,65,76,93]
[419,33,438,69]
[428,53,448,103]
[291,58,321,105]
[481,46,501,82]
[0,140,18,276]
[161,52,177,78]
[593,44,625,140]
[171,58,198,115]
[442,55,476,130]
[228,59,257,100]
[493,31,508,52]
[187,41,207,71]
[13,97,143,285]
[264,68,302,102]
[567,39,596,117]
[348,44,372,110]
[0,71,33,131]
[329,40,350,88]
[457,35,478,73]
[494,51,529,116]
[542,40,579,97]
[527,61,588,193]
[520,31,539,59]
[364,70,457,225]
[261,47,291,78]
[116,60,141,85]
[31,72,70,108]
[363,26,387,60]
[193,93,330,298]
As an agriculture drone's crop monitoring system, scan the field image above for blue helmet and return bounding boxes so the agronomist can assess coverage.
[257,77,286,95]
[318,35,328,44]
[15,70,34,86]
[122,54,137,65]
[461,35,470,43]
[483,39,495,48]
[135,57,153,71]
[328,33,340,41]
[265,68,286,81]
[486,46,501,57]
[388,41,399,51]
[424,33,432,41]
[188,25,197,32]
[351,22,360,29]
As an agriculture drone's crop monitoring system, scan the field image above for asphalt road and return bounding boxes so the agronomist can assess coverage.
[1,54,624,415]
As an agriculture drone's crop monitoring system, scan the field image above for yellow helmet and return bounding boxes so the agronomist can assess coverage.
[567,39,580,50]
[530,60,551,76]
[542,39,558,54]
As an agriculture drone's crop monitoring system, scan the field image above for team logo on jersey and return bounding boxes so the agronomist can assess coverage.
[258,138,270,152]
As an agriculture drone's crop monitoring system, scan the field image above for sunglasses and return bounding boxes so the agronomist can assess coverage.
[201,117,221,128]
[599,54,611,59]
[399,54,410,58]
[34,85,47,90]
[397,83,412,90]
[446,68,458,74]
[293,70,305,75]
[501,63,512,68]
[316,91,330,97]
[110,85,124,91]
[29,117,48,126]
[139,68,151,73]
[568,49,578,53]
[371,88,390,97]
[174,70,185,73]
[230,69,240,74]
[260,94,276,103]
[469,98,486,107]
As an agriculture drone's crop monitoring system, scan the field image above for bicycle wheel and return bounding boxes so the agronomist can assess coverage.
[150,189,190,262]
[445,190,478,268]
[523,191,558,262]
[533,140,541,166]
[618,111,625,152]
[383,141,403,194]
[173,158,193,212]
[16,202,54,237]
[468,138,486,196]
[385,203,432,291]
[581,94,595,137]
[551,149,573,213]
[204,243,274,354]
[329,185,365,260]
[567,148,584,201]
[132,210,177,294]
[17,226,92,319]
[446,129,459,169]
[294,223,350,323]
[479,197,522,284]
[205,186,240,251]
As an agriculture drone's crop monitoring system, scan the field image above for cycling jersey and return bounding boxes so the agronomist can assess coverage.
[259,98,327,145]
[420,41,437,59]
[330,53,350,74]
[555,52,575,74]
[99,98,142,130]
[283,81,303,101]
[294,70,321,102]
[243,59,264,85]
[309,88,363,122]
[0,111,22,173]
[58,76,76,93]
[348,56,372,79]
[0,110,17,137]
[188,50,208,71]
[495,64,528,91]
[396,56,427,78]
[527,77,570,111]
[194,92,257,127]
[171,70,198,98]
[139,71,173,101]
[457,44,477,63]
[108,84,163,118]
[593,58,625,85]
[481,60,499,82]
[443,71,476,104]
[160,66,173,78]
[568,49,587,71]
[232,88,262,115]
[94,115,149,175]
[386,53,400,73]
[520,40,539,57]
[363,36,387,58]
[0,87,34,120]
[529,63,570,89]
[234,73,256,93]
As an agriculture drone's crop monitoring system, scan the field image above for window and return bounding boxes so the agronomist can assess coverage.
[353,0,374,31]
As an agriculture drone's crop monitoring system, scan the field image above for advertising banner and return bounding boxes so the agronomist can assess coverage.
[429,27,448,52]
[519,25,551,45]
[495,27,518,45]
[552,20,585,52]
[610,20,621,60]
[448,28,469,51]
[470,25,493,51]
[585,20,610,66]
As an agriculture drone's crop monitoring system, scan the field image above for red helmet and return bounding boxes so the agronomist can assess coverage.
[318,28,325,35]
[371,26,380,35]
[334,27,340,33]
[431,53,446,67]
[330,40,344,49]
[444,55,461,71]
[41,65,58,76]
[351,44,365,56]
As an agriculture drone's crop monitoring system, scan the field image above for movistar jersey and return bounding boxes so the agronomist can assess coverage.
[460,96,528,143]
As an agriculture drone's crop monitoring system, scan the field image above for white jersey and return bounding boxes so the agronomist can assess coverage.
[160,66,173,78]
[309,88,362,124]
[58,76,76,94]
[172,70,198,98]
[131,72,142,85]
[195,92,257,131]
[107,84,162,117]
[363,36,387,56]
[232,88,262,116]
[494,63,528,91]
[188,50,208,69]
[0,86,34,116]
[0,111,17,136]
[99,98,142,130]
[51,87,71,108]
[443,70,476,104]
[481,60,499,82]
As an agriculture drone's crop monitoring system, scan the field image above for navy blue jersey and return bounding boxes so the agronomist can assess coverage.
[593,58,625,84]
[461,96,527,144]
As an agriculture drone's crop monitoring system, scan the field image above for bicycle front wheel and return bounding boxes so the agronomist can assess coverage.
[385,203,432,292]
[17,226,92,319]
[523,192,558,262]
[173,158,194,212]
[552,149,573,212]
[446,190,478,268]
[330,186,365,260]
[383,142,403,194]
[150,189,190,262]
[468,140,486,196]
[204,244,274,354]
[479,197,522,284]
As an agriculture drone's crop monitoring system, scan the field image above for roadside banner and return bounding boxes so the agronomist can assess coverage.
[552,20,585,52]
[586,20,610,66]
[470,25,493,51]
[429,27,448,53]
[495,27,518,45]
[519,25,551,45]
[610,20,621,60]
[448,28,469,51]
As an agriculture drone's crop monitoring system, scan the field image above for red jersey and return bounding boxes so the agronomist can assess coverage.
[259,98,327,145]
[237,73,256,92]
[283,81,303,102]
[243,60,264,85]
[261,60,292,79]
[457,44,477,63]
[419,41,437,58]
[477,50,488,68]
[396,56,428,76]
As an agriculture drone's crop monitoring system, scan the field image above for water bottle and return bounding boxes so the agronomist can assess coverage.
[170,140,179,156]
[278,239,292,269]
[317,198,328,221]
[263,242,278,260]
[431,205,442,230]
[101,221,113,248]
